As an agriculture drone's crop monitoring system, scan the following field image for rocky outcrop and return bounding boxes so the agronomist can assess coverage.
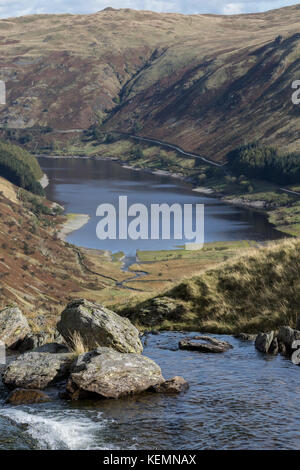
[255,331,275,354]
[0,306,31,349]
[18,331,64,353]
[57,299,143,354]
[179,336,233,353]
[3,352,74,390]
[6,388,51,405]
[277,326,300,355]
[66,347,164,400]
[254,327,300,358]
[151,376,189,394]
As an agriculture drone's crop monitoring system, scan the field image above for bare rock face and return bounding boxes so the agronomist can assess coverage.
[57,299,143,354]
[6,388,51,405]
[3,352,74,390]
[66,347,164,400]
[179,336,233,353]
[0,306,31,349]
[152,376,189,394]
[255,331,275,354]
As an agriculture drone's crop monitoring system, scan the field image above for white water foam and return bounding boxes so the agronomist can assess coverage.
[0,407,113,450]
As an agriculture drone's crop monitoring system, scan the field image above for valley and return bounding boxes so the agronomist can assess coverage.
[0,4,300,453]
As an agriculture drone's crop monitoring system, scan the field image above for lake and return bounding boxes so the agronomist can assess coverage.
[41,157,281,255]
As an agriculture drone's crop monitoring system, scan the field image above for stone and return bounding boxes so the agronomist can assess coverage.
[269,337,279,355]
[235,333,257,341]
[277,326,300,355]
[179,335,233,353]
[57,299,143,354]
[278,340,287,356]
[3,352,74,390]
[18,330,64,353]
[151,376,189,394]
[66,347,164,400]
[33,343,69,354]
[0,306,31,349]
[255,331,274,354]
[6,388,51,405]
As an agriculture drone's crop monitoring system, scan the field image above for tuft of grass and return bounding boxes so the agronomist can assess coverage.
[67,331,90,356]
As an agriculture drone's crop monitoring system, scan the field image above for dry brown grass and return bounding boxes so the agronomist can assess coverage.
[67,331,90,356]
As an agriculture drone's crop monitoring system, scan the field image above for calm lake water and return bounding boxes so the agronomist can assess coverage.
[41,157,280,254]
[1,332,300,450]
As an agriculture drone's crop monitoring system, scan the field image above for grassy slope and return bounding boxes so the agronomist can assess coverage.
[121,238,300,334]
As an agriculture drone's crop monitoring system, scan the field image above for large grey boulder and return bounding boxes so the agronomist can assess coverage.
[0,306,31,349]
[255,331,274,354]
[66,347,164,400]
[3,352,74,390]
[57,299,143,354]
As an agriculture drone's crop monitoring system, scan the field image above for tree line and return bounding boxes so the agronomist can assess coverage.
[227,143,300,185]
[0,140,44,195]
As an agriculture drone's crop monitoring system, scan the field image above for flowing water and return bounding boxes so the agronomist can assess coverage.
[1,333,300,450]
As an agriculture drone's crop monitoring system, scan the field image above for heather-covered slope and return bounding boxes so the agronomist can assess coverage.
[0,6,299,159]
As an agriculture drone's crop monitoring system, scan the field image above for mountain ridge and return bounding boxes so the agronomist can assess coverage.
[0,5,299,160]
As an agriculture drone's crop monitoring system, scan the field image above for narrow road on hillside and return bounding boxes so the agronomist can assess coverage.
[280,188,300,196]
[54,128,226,168]
[112,131,226,168]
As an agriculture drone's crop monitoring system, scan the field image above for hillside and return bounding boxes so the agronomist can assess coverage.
[0,6,299,159]
[0,179,137,329]
[122,238,300,334]
[0,140,44,194]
